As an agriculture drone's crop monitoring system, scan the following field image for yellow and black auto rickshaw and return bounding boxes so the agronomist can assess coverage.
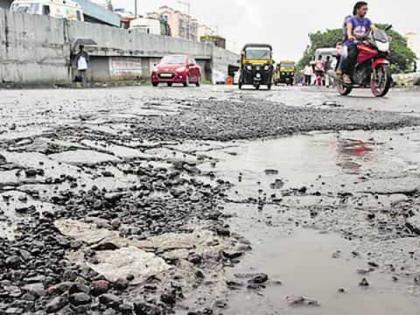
[274,60,296,86]
[239,44,274,90]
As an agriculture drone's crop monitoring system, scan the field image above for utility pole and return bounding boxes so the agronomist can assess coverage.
[134,0,138,17]
[178,1,191,40]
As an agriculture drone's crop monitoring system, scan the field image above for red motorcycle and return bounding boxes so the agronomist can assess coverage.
[332,28,392,97]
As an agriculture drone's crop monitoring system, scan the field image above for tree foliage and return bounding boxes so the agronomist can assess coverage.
[297,25,417,73]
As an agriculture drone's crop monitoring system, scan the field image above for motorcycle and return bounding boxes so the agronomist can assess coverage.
[329,27,392,97]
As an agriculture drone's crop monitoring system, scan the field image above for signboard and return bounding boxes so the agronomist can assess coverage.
[110,57,143,80]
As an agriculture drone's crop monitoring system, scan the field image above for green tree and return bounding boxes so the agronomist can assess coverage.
[297,26,417,73]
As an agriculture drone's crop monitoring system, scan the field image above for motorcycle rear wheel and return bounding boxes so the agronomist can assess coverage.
[370,65,391,97]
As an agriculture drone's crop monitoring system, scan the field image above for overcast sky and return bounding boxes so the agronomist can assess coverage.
[113,0,420,60]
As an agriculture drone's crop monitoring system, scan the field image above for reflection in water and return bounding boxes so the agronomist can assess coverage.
[202,128,420,315]
[335,137,375,175]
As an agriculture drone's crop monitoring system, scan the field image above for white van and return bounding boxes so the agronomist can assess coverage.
[314,48,338,68]
[10,0,84,22]
[130,17,161,35]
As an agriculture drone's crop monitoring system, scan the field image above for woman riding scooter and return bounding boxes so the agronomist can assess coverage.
[341,1,377,84]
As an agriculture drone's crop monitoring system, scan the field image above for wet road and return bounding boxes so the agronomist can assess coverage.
[199,128,420,314]
[0,85,420,315]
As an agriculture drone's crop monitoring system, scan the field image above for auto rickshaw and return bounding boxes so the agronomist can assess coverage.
[238,44,274,90]
[274,60,296,86]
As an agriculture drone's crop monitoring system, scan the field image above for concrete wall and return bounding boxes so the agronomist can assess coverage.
[0,8,239,85]
[67,21,215,59]
[212,46,239,73]
[0,9,70,84]
[392,72,420,87]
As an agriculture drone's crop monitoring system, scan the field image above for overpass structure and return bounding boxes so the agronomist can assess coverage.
[0,0,121,26]
[0,8,239,85]
[73,0,120,27]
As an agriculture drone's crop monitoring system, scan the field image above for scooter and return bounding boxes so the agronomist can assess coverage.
[329,28,392,97]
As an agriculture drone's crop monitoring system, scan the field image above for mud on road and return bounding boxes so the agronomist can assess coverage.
[0,86,420,315]
[134,96,420,141]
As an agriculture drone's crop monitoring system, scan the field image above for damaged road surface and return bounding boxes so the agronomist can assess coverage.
[0,86,420,315]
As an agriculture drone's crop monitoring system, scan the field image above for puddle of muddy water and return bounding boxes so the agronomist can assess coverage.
[195,127,420,314]
[223,215,420,315]
[200,128,419,199]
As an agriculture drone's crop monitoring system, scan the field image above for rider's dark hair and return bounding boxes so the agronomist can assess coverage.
[353,1,368,15]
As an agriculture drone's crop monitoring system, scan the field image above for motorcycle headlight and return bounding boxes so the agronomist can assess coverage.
[376,42,389,52]
[176,67,186,72]
[246,65,252,71]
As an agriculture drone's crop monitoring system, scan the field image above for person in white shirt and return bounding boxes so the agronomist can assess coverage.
[303,65,313,86]
[74,45,89,87]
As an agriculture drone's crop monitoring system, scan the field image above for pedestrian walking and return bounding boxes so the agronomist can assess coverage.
[324,56,333,87]
[314,56,325,86]
[303,65,313,86]
[74,45,89,87]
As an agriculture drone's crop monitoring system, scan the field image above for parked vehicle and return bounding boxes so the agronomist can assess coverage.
[233,71,240,85]
[212,70,226,85]
[10,0,83,21]
[274,61,296,86]
[329,28,392,97]
[314,48,338,68]
[129,16,171,36]
[130,17,161,34]
[151,55,201,87]
[238,44,274,90]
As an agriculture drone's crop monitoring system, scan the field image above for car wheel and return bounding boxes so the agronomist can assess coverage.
[196,77,201,87]
[167,82,172,87]
[183,76,189,87]
[152,82,158,87]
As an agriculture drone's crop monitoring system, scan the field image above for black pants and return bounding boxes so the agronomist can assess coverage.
[342,44,358,75]
[78,70,88,87]
[304,75,311,86]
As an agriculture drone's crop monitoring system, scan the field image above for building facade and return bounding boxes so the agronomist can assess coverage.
[197,23,215,40]
[149,6,199,41]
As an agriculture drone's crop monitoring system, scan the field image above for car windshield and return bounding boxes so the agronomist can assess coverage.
[373,30,388,43]
[160,55,186,64]
[12,3,40,14]
[245,47,271,60]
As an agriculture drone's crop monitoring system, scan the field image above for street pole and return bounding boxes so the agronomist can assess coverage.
[134,0,138,17]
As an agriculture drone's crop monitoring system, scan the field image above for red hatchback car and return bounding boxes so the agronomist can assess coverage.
[151,55,201,87]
